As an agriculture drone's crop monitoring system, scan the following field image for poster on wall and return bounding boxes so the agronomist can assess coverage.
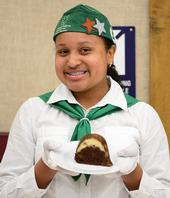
[112,26,136,97]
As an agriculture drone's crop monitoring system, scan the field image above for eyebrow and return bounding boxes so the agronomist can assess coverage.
[55,43,66,47]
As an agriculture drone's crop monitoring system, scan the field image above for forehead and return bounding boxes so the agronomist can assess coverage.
[55,32,105,46]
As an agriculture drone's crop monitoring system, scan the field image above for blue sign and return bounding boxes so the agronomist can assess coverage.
[112,26,136,97]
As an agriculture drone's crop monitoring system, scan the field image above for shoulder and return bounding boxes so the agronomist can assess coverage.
[130,101,159,116]
[129,101,164,128]
[17,96,51,118]
[123,93,156,116]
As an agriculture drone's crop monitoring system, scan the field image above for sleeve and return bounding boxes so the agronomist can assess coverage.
[128,102,170,197]
[0,98,48,197]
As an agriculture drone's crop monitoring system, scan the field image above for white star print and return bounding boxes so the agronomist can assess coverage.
[93,18,106,35]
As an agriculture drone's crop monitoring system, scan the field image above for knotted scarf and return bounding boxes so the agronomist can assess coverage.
[39,91,139,184]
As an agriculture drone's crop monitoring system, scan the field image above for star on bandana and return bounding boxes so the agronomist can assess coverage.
[93,18,106,35]
[82,18,95,33]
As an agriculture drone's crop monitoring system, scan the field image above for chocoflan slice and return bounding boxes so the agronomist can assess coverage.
[74,133,113,166]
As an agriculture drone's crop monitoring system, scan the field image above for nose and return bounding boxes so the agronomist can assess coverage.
[67,52,81,68]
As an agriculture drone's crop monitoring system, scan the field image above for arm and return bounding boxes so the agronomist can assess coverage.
[122,164,143,191]
[126,103,170,197]
[0,98,47,197]
[34,159,57,189]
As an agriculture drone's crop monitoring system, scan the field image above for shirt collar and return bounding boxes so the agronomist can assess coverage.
[47,77,127,111]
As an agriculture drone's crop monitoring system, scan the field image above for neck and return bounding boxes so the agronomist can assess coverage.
[73,79,110,109]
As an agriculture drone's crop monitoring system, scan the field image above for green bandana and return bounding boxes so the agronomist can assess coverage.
[53,4,115,44]
[39,91,139,184]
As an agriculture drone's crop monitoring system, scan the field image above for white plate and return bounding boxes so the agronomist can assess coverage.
[53,141,119,175]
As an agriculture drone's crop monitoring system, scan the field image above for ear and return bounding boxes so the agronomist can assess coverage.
[107,45,116,65]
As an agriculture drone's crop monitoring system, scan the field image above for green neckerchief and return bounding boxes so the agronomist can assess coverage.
[39,91,139,184]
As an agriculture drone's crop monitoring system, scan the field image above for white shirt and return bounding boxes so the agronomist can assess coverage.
[0,79,170,198]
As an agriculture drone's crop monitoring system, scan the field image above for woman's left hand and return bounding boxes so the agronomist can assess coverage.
[116,141,139,175]
[115,141,143,190]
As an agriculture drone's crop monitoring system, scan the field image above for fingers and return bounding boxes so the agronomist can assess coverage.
[42,139,63,170]
[117,142,139,157]
[116,141,139,175]
[117,157,138,175]
[46,151,57,169]
[43,139,62,152]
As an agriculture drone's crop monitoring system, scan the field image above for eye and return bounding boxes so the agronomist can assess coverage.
[56,49,69,56]
[80,48,91,55]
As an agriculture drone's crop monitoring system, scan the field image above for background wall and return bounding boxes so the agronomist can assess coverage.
[0,0,149,132]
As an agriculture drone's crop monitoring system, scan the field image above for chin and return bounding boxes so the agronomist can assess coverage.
[69,87,85,93]
[69,85,91,93]
[67,83,88,93]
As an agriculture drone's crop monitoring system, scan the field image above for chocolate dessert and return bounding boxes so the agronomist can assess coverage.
[74,133,113,166]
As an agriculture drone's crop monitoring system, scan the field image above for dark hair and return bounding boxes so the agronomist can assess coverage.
[103,38,122,86]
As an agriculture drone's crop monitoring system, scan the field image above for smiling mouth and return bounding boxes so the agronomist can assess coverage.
[65,71,87,76]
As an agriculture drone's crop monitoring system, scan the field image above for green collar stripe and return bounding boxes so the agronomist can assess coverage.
[39,91,139,107]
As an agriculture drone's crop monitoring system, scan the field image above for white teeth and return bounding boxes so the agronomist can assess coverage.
[66,71,86,76]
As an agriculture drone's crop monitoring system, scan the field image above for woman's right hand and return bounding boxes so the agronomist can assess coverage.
[42,139,79,176]
[34,139,79,189]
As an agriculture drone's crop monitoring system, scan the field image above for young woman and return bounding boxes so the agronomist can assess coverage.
[0,4,170,198]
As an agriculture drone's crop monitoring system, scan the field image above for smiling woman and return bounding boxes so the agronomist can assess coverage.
[0,3,170,198]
